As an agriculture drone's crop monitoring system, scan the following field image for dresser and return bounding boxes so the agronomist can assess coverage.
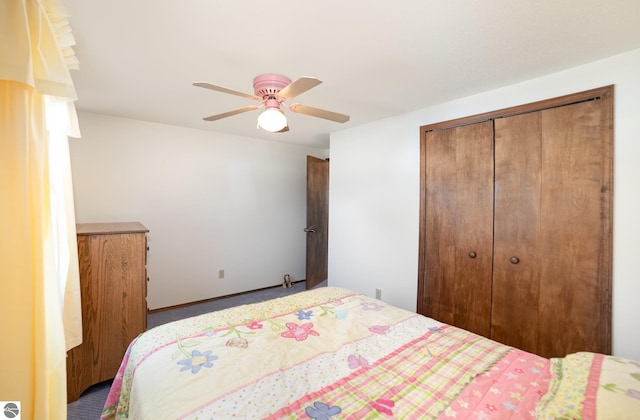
[67,222,149,402]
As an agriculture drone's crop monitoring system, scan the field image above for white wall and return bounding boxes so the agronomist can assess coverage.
[69,112,325,309]
[328,48,640,361]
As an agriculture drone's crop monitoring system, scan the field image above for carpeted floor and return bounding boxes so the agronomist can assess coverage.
[67,280,321,419]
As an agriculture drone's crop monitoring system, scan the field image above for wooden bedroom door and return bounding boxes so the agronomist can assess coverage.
[305,156,329,289]
[419,121,494,337]
[491,98,613,358]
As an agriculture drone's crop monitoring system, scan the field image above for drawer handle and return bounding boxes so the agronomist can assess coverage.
[469,251,477,259]
[510,256,520,264]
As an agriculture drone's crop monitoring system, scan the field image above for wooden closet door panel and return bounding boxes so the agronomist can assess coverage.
[492,112,542,353]
[453,122,495,337]
[423,121,494,336]
[423,129,457,325]
[537,99,611,357]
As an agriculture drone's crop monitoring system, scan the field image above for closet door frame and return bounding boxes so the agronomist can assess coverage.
[417,85,613,354]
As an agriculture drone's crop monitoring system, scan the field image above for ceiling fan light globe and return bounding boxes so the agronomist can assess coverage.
[258,108,287,132]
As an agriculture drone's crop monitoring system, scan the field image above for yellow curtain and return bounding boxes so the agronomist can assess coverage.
[0,0,82,418]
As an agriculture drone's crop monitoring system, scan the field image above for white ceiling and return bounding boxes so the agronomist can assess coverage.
[64,0,640,149]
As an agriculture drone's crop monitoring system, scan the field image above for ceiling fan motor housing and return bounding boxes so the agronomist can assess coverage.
[253,74,291,98]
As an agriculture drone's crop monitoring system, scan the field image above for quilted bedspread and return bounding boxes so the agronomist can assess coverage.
[101,287,640,419]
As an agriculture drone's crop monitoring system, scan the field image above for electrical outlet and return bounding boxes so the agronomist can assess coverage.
[218,269,224,279]
[375,288,382,300]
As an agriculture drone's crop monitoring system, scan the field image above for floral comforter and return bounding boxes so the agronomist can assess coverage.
[101,287,640,419]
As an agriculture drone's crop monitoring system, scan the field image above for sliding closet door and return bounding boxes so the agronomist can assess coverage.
[492,97,612,358]
[420,121,494,337]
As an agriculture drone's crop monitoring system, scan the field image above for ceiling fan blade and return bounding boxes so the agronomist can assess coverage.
[277,77,322,101]
[202,105,260,121]
[288,104,350,123]
[193,82,260,100]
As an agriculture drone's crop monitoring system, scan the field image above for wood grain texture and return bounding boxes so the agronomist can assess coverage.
[536,98,612,357]
[421,128,457,324]
[306,156,329,290]
[421,121,494,337]
[75,221,148,235]
[418,86,612,359]
[492,112,543,354]
[67,223,148,402]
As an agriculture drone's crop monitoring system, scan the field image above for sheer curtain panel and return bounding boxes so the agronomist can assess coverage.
[0,0,82,418]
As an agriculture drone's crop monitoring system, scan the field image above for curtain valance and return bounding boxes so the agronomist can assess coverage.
[0,0,78,99]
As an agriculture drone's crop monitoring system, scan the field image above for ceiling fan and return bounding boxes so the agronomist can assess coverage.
[193,74,350,132]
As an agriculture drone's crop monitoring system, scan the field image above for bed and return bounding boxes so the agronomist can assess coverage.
[101,287,640,419]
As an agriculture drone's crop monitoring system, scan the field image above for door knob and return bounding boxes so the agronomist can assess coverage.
[510,256,520,264]
[304,227,316,233]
